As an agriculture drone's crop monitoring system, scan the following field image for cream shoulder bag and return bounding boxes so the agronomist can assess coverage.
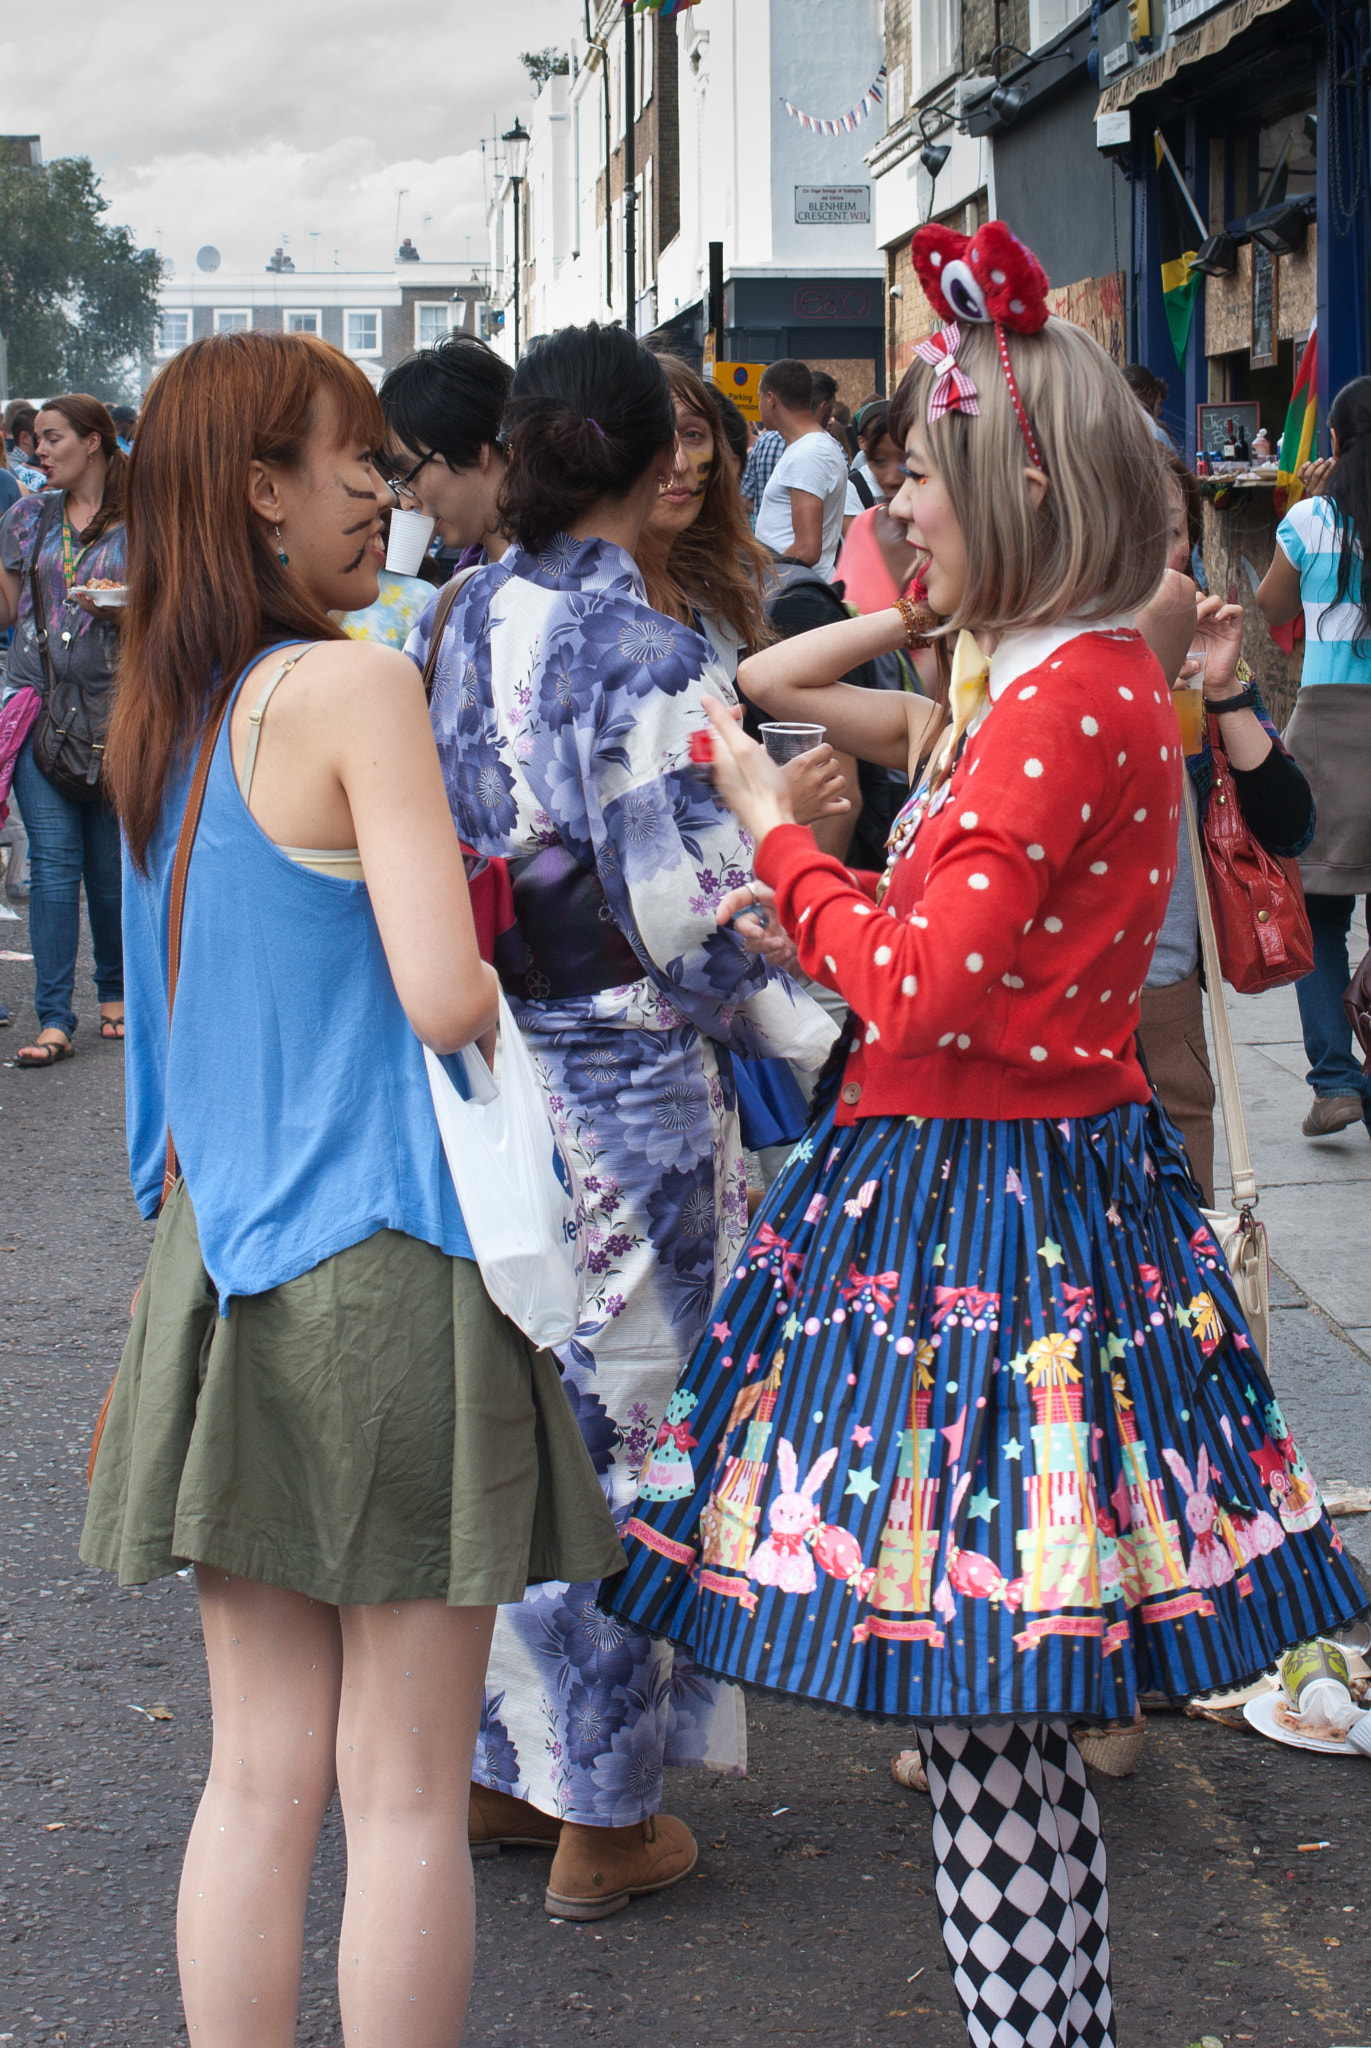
[1183,775,1271,1364]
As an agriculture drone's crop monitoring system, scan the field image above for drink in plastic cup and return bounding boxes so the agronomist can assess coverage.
[385,508,437,575]
[1172,643,1206,756]
[759,721,826,765]
[1172,686,1204,755]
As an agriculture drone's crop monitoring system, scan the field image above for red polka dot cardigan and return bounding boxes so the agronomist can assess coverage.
[754,626,1183,1123]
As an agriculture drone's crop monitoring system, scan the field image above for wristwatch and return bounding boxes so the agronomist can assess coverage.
[1203,681,1261,715]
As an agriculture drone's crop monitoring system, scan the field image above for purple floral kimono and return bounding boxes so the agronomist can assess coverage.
[410,535,834,1823]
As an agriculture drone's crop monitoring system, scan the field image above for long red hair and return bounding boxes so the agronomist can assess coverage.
[107,332,384,868]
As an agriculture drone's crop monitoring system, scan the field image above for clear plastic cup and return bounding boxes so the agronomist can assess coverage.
[385,508,437,575]
[759,721,826,765]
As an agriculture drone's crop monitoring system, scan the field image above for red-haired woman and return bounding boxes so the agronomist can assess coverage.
[81,330,621,2045]
[0,395,127,1064]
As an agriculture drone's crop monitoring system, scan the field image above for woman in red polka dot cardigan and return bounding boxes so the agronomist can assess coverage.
[609,227,1362,2048]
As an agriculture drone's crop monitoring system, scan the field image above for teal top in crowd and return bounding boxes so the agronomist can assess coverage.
[1277,494,1371,685]
[123,643,473,1311]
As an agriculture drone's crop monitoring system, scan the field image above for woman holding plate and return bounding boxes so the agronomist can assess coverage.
[0,393,127,1064]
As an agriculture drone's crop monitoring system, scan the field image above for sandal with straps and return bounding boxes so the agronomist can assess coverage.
[16,1037,75,1068]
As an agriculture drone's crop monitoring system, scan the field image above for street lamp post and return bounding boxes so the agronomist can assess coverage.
[501,118,531,361]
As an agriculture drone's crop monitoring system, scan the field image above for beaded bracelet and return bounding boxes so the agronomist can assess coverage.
[895,595,938,648]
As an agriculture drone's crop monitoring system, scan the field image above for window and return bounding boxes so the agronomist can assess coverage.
[157,308,190,353]
[886,63,906,126]
[635,13,651,114]
[415,302,452,348]
[917,0,960,95]
[1028,0,1079,49]
[285,309,321,335]
[213,308,250,333]
[345,309,381,355]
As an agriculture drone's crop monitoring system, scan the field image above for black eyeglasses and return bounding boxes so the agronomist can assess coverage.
[382,448,438,504]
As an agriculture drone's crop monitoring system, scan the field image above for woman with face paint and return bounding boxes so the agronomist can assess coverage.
[83,329,621,2046]
[638,356,852,1187]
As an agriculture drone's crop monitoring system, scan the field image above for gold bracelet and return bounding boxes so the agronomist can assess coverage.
[894,595,938,649]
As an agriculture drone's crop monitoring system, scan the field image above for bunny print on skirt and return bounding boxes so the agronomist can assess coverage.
[748,1440,840,1595]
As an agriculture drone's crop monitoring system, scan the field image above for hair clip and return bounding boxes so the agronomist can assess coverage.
[913,323,980,423]
[587,418,607,440]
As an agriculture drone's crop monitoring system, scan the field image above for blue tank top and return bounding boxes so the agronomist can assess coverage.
[123,645,473,1309]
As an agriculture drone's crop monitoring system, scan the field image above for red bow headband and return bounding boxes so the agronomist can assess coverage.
[909,221,1051,470]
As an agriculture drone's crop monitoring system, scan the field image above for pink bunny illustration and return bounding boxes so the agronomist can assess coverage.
[748,1440,840,1594]
[1161,1445,1235,1590]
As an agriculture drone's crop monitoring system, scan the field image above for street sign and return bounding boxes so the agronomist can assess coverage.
[794,185,871,225]
[712,361,765,420]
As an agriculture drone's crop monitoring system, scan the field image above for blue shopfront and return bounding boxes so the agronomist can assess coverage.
[1094,0,1370,461]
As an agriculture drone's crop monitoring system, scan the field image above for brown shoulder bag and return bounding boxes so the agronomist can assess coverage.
[87,689,236,1484]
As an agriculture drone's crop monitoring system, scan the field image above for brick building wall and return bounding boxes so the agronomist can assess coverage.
[596,14,682,279]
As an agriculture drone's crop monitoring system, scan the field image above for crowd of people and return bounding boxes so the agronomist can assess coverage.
[0,213,1368,2048]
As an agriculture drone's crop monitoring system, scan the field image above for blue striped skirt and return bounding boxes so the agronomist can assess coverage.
[607,1098,1364,1722]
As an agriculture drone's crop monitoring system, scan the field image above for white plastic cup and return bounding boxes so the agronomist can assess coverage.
[760,721,826,765]
[385,508,437,575]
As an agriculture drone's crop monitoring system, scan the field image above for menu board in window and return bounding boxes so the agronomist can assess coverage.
[1251,241,1278,370]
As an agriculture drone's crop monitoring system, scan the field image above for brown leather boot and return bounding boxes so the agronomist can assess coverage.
[468,1782,563,1861]
[544,1812,698,1920]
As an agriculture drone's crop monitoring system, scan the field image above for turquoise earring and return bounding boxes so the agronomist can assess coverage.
[275,523,289,566]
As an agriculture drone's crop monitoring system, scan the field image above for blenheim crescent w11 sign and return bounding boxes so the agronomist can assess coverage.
[794,184,871,224]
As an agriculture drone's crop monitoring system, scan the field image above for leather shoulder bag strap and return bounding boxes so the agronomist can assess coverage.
[26,495,65,695]
[1184,771,1259,1212]
[419,565,481,702]
[159,688,236,1208]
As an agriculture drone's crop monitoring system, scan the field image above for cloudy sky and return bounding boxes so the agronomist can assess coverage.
[21,1,576,277]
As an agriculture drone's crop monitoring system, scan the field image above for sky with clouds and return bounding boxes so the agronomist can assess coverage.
[16,0,576,278]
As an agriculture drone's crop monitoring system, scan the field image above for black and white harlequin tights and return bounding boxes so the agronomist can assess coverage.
[915,1721,1116,2048]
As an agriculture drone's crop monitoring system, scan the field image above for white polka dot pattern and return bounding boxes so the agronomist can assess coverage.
[750,633,1178,1115]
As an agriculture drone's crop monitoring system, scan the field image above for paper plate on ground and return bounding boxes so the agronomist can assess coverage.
[1242,1690,1361,1756]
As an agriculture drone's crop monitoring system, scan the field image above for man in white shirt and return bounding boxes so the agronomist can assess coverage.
[753,359,850,581]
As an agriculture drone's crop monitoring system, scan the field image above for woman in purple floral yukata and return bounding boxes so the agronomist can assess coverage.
[408,323,834,1920]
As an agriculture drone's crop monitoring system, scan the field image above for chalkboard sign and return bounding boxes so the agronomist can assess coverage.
[1196,401,1261,453]
[1251,241,1278,370]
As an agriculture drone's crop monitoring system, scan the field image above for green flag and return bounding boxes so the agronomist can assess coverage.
[1154,133,1202,366]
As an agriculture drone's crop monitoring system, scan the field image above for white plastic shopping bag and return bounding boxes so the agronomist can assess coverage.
[424,991,586,1347]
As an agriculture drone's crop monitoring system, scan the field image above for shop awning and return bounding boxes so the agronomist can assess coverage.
[1095,0,1297,114]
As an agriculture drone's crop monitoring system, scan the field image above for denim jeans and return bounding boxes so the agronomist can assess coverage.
[10,734,123,1038]
[1295,891,1370,1121]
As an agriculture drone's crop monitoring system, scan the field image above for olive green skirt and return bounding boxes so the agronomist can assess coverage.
[80,1181,625,1607]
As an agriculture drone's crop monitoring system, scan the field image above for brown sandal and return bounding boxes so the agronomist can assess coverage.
[16,1038,74,1067]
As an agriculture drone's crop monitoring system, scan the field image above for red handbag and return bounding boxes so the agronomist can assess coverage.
[1199,714,1314,995]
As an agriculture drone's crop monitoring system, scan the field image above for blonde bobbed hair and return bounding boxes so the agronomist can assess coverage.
[890,316,1170,635]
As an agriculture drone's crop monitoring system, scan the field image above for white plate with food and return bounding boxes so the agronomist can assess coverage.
[70,583,127,608]
[1242,1689,1362,1756]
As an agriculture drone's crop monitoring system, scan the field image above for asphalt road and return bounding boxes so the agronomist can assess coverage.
[3,906,1371,2048]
